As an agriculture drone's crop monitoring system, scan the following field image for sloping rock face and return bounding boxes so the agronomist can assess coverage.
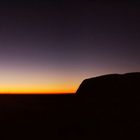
[75,72,140,139]
[76,72,140,97]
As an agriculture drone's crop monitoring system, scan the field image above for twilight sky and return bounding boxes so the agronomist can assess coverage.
[0,1,140,93]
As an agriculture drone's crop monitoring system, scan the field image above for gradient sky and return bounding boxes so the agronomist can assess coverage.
[0,1,140,93]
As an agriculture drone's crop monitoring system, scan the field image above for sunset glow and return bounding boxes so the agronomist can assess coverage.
[0,63,139,94]
[0,84,76,94]
[0,1,139,94]
[0,65,80,94]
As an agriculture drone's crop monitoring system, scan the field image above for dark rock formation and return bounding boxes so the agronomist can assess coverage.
[76,72,140,97]
[75,72,140,139]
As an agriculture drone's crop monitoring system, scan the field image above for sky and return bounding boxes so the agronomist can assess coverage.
[0,1,140,93]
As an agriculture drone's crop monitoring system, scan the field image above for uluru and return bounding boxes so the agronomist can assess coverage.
[75,72,140,139]
[76,72,140,97]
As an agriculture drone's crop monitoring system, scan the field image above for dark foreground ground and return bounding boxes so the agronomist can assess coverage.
[0,94,78,139]
[0,93,139,139]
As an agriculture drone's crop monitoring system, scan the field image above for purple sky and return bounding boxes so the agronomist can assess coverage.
[0,1,140,93]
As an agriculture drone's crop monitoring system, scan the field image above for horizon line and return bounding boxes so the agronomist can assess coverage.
[0,92,75,95]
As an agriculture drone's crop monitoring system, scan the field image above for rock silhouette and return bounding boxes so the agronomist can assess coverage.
[0,72,140,139]
[76,72,140,97]
[76,72,140,139]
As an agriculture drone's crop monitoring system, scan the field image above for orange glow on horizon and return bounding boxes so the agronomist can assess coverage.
[0,64,105,94]
[0,84,76,94]
[0,89,76,94]
[0,92,75,94]
[0,66,82,94]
